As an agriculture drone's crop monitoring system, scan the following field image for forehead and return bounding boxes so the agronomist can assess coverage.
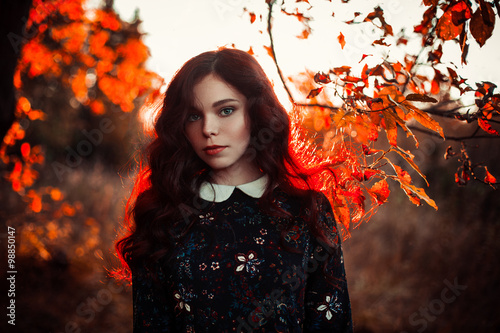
[192,74,246,109]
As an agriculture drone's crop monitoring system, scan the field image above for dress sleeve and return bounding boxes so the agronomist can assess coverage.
[304,193,353,332]
[132,264,173,333]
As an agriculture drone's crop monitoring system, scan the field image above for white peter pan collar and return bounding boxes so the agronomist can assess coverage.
[199,175,269,202]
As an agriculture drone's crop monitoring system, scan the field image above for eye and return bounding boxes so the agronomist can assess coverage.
[187,113,201,122]
[220,107,235,116]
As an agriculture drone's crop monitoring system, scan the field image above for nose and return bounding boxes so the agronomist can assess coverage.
[202,115,219,137]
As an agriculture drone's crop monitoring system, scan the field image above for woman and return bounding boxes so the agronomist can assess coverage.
[116,48,352,332]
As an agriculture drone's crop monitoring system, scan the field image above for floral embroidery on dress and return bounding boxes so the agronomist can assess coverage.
[174,284,194,313]
[254,237,265,245]
[199,212,214,225]
[317,292,342,321]
[235,250,263,275]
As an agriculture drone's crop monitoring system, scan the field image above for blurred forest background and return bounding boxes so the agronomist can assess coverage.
[1,0,500,332]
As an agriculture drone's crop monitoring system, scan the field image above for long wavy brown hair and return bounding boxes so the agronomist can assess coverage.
[115,48,335,281]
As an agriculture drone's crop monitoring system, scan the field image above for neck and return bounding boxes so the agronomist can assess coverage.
[210,165,263,186]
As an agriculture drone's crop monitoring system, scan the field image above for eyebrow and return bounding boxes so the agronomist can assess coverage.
[212,98,239,108]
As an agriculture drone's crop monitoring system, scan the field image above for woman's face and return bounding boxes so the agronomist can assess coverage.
[184,74,260,185]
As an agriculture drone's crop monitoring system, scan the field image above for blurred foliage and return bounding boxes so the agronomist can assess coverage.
[1,0,500,332]
[1,0,161,263]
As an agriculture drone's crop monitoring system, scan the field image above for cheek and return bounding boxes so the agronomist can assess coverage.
[236,119,252,146]
[184,125,199,145]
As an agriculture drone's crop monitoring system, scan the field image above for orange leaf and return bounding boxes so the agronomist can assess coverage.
[314,72,331,84]
[470,3,495,47]
[363,169,380,181]
[393,164,412,184]
[21,142,31,159]
[338,32,346,49]
[249,12,256,23]
[436,8,463,40]
[18,96,31,112]
[399,182,438,210]
[405,94,437,103]
[369,179,390,205]
[477,118,499,135]
[381,111,398,146]
[307,87,323,99]
[405,103,445,138]
[71,68,87,100]
[298,28,310,39]
[50,188,63,201]
[263,45,274,59]
[29,192,42,213]
[61,202,76,216]
[90,100,105,115]
[484,167,497,184]
[431,79,440,94]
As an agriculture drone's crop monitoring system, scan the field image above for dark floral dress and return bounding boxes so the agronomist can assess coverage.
[132,185,352,332]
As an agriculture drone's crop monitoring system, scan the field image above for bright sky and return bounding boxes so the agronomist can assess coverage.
[89,0,500,106]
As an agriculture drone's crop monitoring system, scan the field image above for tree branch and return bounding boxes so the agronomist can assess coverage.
[408,124,500,141]
[267,0,295,104]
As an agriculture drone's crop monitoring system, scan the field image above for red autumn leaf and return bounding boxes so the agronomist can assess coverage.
[436,8,463,40]
[369,179,390,205]
[345,186,365,207]
[372,38,390,46]
[331,66,351,75]
[362,144,377,155]
[49,188,63,201]
[27,190,42,213]
[363,169,379,180]
[307,87,323,99]
[405,94,438,103]
[477,118,499,135]
[352,168,364,182]
[21,142,31,159]
[484,167,497,185]
[96,9,121,31]
[314,72,331,84]
[470,3,495,47]
[455,167,470,186]
[423,0,438,5]
[431,79,440,95]
[394,34,407,45]
[249,12,256,24]
[263,45,274,59]
[393,164,412,184]
[451,1,472,26]
[364,6,393,36]
[428,44,443,63]
[414,6,437,35]
[342,76,361,83]
[338,32,346,49]
[359,54,372,63]
[298,28,311,39]
[475,81,497,99]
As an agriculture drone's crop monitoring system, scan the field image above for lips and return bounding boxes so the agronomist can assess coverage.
[203,145,226,156]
